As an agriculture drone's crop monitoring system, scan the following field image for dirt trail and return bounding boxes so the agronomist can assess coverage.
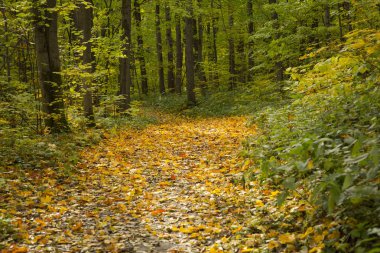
[15,116,261,252]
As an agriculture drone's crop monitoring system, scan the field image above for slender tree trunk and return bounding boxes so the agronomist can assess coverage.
[175,9,183,94]
[185,0,196,106]
[338,3,344,41]
[247,0,254,81]
[343,1,353,32]
[33,0,68,132]
[269,0,283,82]
[228,8,236,90]
[1,2,11,83]
[165,4,175,93]
[207,0,219,86]
[196,0,207,95]
[119,0,132,110]
[155,2,165,94]
[324,3,331,41]
[75,0,95,126]
[134,0,148,95]
[237,37,246,83]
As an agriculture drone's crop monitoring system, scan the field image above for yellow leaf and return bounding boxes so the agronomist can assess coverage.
[179,226,196,234]
[71,221,83,232]
[267,230,279,238]
[313,234,325,244]
[309,243,325,253]
[307,159,314,169]
[255,200,264,207]
[278,233,296,244]
[299,227,314,239]
[209,245,224,253]
[40,195,52,204]
[118,203,128,212]
[10,246,28,253]
[268,240,280,249]
[241,248,254,253]
[270,190,280,198]
[170,226,179,232]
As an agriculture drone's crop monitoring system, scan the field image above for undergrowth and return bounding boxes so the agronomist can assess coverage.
[242,29,380,252]
[145,77,288,117]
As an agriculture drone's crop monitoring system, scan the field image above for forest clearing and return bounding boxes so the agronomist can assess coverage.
[1,0,379,252]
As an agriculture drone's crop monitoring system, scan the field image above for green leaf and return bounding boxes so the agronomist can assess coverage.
[342,174,353,190]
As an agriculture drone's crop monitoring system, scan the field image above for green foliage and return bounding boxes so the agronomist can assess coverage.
[243,29,380,252]
[146,80,287,117]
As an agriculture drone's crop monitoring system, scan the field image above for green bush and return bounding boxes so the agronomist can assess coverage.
[243,30,380,252]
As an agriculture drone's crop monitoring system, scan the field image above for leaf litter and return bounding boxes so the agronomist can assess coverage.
[1,115,331,252]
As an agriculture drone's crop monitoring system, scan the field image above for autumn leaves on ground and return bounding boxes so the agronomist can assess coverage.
[2,114,329,253]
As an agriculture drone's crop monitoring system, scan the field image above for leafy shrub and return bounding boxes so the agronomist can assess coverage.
[243,29,380,252]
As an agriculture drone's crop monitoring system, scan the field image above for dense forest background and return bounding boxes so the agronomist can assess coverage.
[1,0,379,252]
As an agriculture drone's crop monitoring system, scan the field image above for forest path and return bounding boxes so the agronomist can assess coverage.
[13,115,281,253]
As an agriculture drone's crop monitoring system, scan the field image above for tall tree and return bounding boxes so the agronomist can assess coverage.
[174,7,183,94]
[33,0,68,132]
[165,3,175,93]
[206,0,219,85]
[155,1,165,94]
[185,0,196,106]
[269,0,283,82]
[196,0,207,95]
[119,0,133,110]
[75,0,95,126]
[228,4,236,90]
[247,0,254,81]
[1,0,10,83]
[134,0,148,95]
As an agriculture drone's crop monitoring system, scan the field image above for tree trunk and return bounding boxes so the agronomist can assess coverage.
[342,1,353,32]
[324,3,331,41]
[175,9,183,94]
[155,2,165,94]
[237,37,246,83]
[207,0,219,86]
[134,0,148,95]
[185,0,196,106]
[75,0,95,126]
[165,4,175,93]
[196,0,207,95]
[33,0,68,133]
[247,0,254,81]
[119,0,132,111]
[269,0,283,82]
[228,10,236,90]
[1,2,11,83]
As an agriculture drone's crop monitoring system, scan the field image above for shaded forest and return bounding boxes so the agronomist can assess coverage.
[0,0,379,252]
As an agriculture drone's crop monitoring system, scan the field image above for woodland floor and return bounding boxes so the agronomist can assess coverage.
[2,113,313,253]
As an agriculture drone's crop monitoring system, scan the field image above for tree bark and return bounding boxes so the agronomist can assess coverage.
[134,0,148,95]
[175,8,183,94]
[196,0,207,95]
[228,9,236,90]
[269,0,283,82]
[165,4,175,93]
[119,0,132,111]
[185,0,196,106]
[75,0,95,126]
[1,1,11,83]
[247,0,254,81]
[155,2,165,94]
[207,0,219,86]
[33,0,68,133]
[237,38,246,83]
